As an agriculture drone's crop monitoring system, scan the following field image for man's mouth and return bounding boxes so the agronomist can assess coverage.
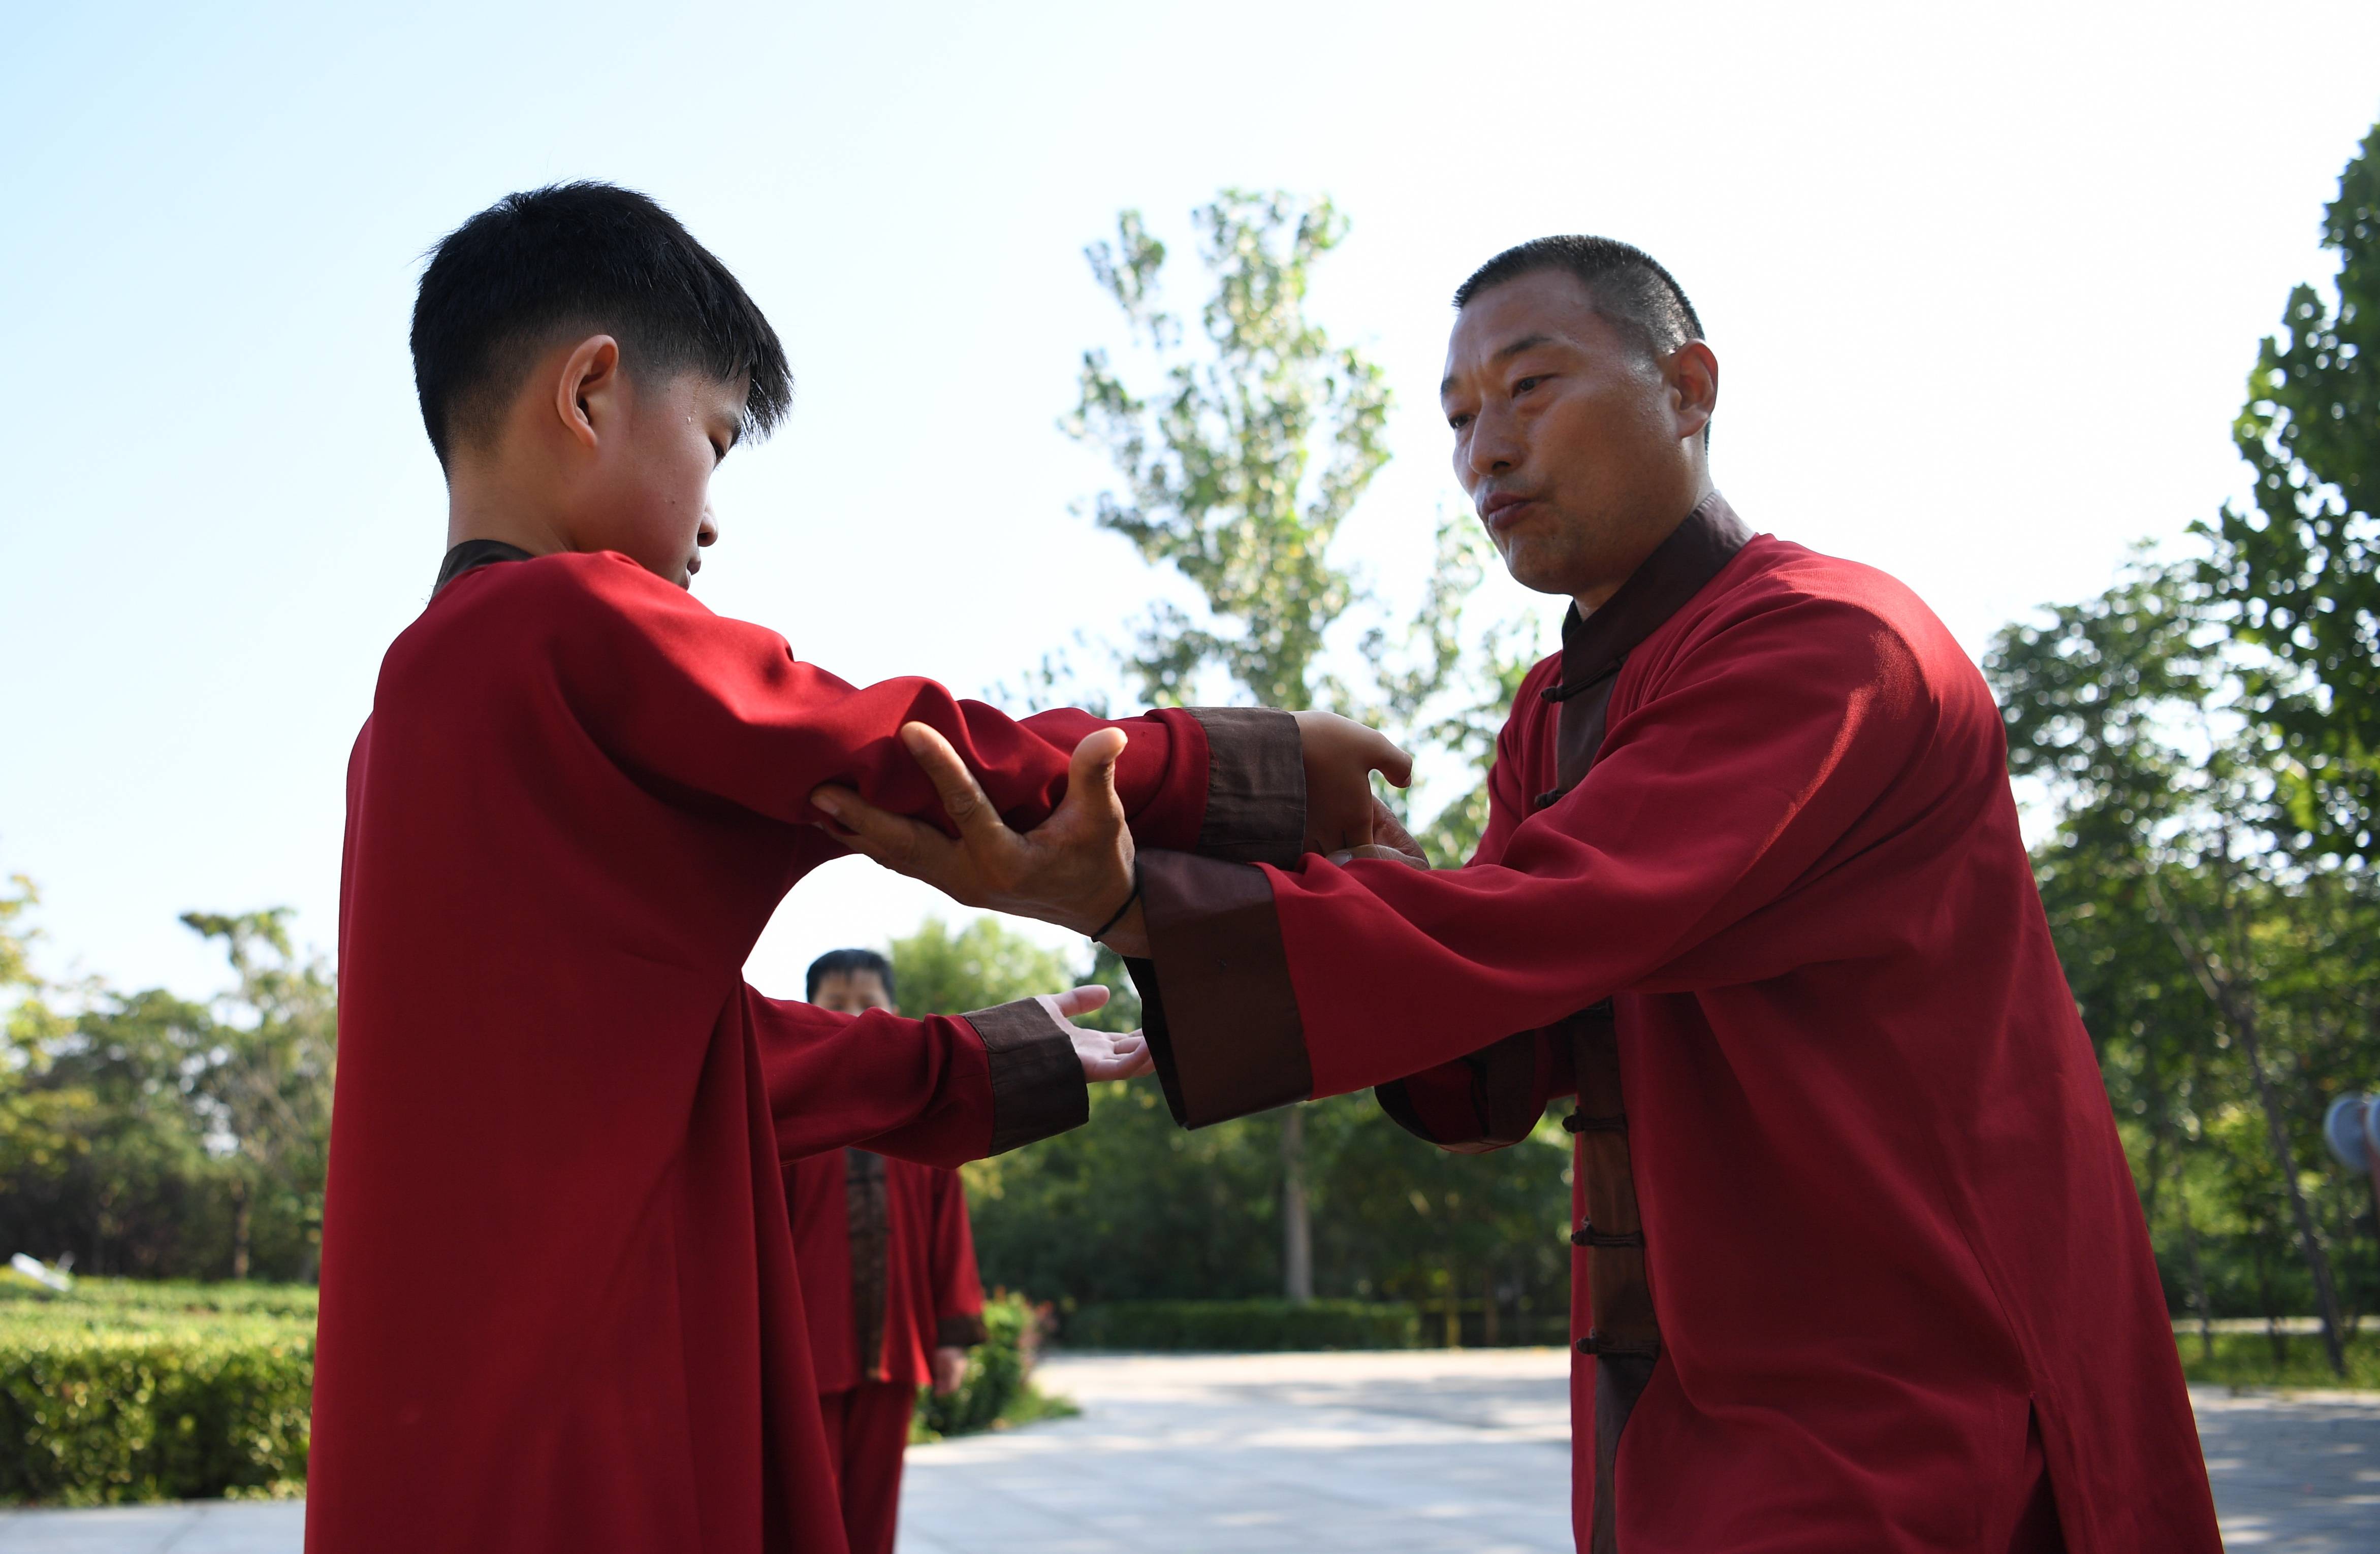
[1479,492,1539,533]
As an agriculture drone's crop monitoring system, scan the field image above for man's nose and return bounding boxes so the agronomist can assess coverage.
[697,508,719,547]
[1464,404,1524,481]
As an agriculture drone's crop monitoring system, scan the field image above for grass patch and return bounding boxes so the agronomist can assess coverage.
[2175,1327,2380,1390]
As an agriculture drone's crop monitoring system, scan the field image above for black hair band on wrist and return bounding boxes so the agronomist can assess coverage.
[1087,868,1141,942]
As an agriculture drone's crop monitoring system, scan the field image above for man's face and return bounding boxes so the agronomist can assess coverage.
[569,366,745,589]
[812,970,896,1015]
[1440,270,1710,609]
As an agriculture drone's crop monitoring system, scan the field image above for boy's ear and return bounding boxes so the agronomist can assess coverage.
[553,335,622,452]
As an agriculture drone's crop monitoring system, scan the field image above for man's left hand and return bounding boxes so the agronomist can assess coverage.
[931,1346,968,1396]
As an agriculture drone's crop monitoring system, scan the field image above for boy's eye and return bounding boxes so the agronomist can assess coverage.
[1515,375,1545,394]
[1447,413,1472,431]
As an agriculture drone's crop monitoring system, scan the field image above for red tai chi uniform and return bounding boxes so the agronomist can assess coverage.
[1126,497,2220,1554]
[308,543,1305,1554]
[784,1149,985,1554]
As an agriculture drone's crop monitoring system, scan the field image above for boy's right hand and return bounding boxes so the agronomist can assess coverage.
[1037,984,1152,1082]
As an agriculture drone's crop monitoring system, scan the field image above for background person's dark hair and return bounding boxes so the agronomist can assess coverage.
[806,948,896,1005]
[410,181,794,468]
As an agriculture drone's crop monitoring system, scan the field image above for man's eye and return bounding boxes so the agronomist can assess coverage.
[1447,412,1472,431]
[1514,375,1544,394]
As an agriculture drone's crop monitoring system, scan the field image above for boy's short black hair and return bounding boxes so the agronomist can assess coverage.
[806,948,896,1004]
[1452,235,1703,361]
[411,182,793,467]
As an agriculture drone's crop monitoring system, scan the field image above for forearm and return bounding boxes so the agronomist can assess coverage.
[749,989,1087,1166]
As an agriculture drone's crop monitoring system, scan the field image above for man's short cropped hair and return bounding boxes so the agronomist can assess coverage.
[806,948,897,1005]
[1452,235,1704,362]
[411,182,794,467]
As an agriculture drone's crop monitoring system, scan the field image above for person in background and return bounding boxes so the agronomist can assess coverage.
[786,949,986,1554]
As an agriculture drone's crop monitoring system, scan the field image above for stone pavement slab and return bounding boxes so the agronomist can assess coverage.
[2194,1386,2380,1551]
[2,1351,2375,1551]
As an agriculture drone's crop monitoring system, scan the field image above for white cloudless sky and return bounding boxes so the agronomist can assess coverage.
[2,0,2375,1002]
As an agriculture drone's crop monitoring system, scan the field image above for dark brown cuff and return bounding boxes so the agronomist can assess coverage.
[936,1313,989,1349]
[1128,850,1312,1128]
[1375,1031,1544,1155]
[965,999,1089,1155]
[1185,707,1305,865]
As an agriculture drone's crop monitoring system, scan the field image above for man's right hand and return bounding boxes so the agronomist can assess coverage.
[1291,710,1415,854]
[809,722,1138,938]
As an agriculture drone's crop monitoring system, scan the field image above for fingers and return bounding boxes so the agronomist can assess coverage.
[1049,984,1113,1020]
[1069,1022,1153,1082]
[810,785,943,875]
[898,722,1005,840]
[1367,728,1416,789]
[1065,728,1129,820]
[1332,843,1431,869]
[1367,796,1427,861]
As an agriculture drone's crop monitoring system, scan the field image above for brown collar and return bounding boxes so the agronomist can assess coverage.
[1539,493,1753,799]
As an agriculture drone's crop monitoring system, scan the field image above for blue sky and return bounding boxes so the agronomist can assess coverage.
[3,0,2376,1003]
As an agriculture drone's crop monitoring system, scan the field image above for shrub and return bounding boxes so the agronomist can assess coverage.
[913,1291,1071,1440]
[0,1285,313,1505]
[1063,1298,1419,1351]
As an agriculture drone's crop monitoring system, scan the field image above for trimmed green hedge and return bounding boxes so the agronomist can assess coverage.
[1064,1299,1419,1351]
[0,1282,314,1505]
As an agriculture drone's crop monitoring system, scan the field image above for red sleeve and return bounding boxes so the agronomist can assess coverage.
[534,551,1212,847]
[1135,591,1942,1121]
[928,1169,986,1346]
[747,988,1083,1167]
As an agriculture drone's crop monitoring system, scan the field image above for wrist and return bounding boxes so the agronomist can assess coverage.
[1097,898,1151,959]
[1084,867,1141,941]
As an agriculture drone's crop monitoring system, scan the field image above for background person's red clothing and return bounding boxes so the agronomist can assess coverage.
[814,1381,918,1554]
[789,1149,983,1554]
[309,549,1298,1554]
[785,1150,985,1391]
[1128,512,2221,1553]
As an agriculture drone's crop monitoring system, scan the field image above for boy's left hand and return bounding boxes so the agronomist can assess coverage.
[931,1346,969,1396]
[1037,984,1152,1082]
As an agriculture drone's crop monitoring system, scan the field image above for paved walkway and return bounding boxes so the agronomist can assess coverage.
[2,1351,2374,1551]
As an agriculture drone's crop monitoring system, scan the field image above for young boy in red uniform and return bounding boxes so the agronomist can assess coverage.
[787,949,983,1554]
[308,182,1407,1554]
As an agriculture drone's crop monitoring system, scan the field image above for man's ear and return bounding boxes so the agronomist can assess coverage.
[1667,341,1719,444]
[552,335,623,452]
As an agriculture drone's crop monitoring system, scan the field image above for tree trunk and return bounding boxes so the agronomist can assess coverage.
[2148,870,2348,1377]
[1281,1108,1313,1303]
[231,1181,252,1282]
[2173,1172,2217,1364]
[1482,1266,1501,1347]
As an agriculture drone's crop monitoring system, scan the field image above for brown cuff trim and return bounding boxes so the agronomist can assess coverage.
[936,1313,989,1349]
[966,999,1089,1155]
[1185,707,1305,866]
[1131,850,1312,1128]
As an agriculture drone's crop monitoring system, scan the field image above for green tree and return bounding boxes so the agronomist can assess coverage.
[2207,118,2380,860]
[1065,190,1532,1301]
[180,911,337,1281]
[887,916,1078,1021]
[0,895,336,1282]
[1987,556,2375,1374]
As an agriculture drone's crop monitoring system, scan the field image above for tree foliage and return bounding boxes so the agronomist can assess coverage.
[0,896,333,1282]
[1060,190,1542,1305]
[2207,120,2380,859]
[1988,555,2379,1373]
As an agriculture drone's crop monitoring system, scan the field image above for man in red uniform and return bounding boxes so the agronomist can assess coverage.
[787,949,986,1554]
[814,238,2224,1553]
[310,182,1406,1554]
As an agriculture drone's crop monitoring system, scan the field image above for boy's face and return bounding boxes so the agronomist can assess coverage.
[566,364,748,589]
[812,970,895,1014]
